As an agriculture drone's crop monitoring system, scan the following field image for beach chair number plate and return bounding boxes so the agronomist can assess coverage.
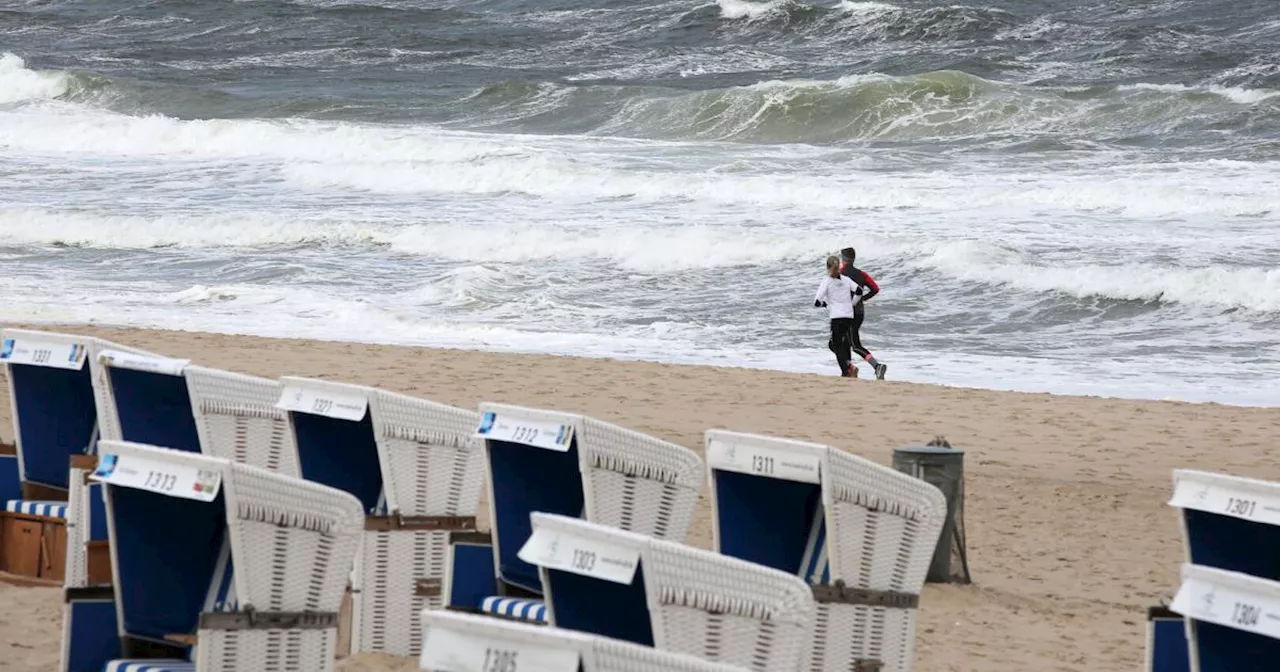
[1170,479,1280,526]
[1172,574,1280,640]
[419,626,579,672]
[518,527,639,585]
[1,338,87,370]
[276,385,368,421]
[476,412,574,452]
[90,452,223,502]
[99,350,190,376]
[707,439,821,484]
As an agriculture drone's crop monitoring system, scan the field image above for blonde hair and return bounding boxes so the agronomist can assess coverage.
[826,255,841,279]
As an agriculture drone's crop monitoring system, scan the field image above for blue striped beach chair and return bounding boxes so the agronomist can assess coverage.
[89,440,362,672]
[0,331,154,574]
[60,348,300,671]
[442,403,702,632]
[96,350,301,475]
[516,511,816,671]
[703,429,947,672]
[274,376,486,657]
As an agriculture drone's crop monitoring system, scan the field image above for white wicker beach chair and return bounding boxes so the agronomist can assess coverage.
[704,429,948,672]
[443,403,703,627]
[1168,563,1280,671]
[419,608,750,672]
[55,345,307,671]
[184,366,300,476]
[90,439,363,672]
[274,375,486,657]
[518,512,815,671]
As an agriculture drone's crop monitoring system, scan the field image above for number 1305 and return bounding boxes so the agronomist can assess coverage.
[482,647,517,672]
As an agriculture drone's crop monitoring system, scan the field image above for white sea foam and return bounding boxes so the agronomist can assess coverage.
[0,53,71,104]
[716,0,787,20]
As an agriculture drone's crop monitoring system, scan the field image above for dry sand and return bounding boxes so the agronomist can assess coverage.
[1,324,1277,672]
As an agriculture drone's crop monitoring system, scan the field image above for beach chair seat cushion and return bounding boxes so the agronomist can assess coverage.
[5,499,67,519]
[102,660,195,672]
[480,596,548,623]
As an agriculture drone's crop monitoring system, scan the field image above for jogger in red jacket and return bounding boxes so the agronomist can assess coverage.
[839,247,887,380]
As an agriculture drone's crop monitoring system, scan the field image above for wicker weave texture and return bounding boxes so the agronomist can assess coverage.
[579,417,702,542]
[815,449,946,672]
[371,391,484,517]
[195,627,337,672]
[590,631,751,672]
[354,529,452,656]
[227,462,364,614]
[185,366,300,477]
[825,449,946,591]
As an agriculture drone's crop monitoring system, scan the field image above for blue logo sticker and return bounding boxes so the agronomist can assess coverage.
[477,411,495,435]
[93,454,118,479]
[0,339,13,361]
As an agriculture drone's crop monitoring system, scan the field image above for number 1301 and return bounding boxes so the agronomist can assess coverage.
[1226,497,1257,518]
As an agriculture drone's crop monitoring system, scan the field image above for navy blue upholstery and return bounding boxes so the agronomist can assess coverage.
[9,362,96,488]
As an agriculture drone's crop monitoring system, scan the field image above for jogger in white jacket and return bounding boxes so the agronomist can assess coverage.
[814,255,861,377]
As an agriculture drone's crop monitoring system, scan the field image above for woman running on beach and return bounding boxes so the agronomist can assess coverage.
[814,255,860,377]
[839,247,887,380]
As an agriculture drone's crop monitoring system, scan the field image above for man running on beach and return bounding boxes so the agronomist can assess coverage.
[839,247,888,380]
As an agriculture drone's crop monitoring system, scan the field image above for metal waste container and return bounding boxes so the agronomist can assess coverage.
[892,438,971,584]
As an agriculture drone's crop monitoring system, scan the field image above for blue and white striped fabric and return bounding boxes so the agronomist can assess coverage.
[5,499,67,519]
[799,505,830,585]
[481,596,548,623]
[102,660,195,672]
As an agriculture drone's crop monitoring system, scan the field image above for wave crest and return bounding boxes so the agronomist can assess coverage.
[456,69,1280,144]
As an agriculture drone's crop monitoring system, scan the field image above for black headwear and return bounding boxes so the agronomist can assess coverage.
[840,247,856,263]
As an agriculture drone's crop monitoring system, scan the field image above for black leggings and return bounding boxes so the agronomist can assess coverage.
[828,318,855,373]
[849,309,871,360]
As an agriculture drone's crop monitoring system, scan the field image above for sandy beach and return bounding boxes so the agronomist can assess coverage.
[1,323,1277,672]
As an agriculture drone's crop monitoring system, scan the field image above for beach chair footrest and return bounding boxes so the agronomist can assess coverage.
[810,581,919,609]
[365,514,478,532]
[198,610,338,631]
[65,586,115,603]
[480,597,548,623]
[449,530,492,545]
[103,659,196,672]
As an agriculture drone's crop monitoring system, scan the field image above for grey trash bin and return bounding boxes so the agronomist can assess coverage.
[892,438,971,584]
